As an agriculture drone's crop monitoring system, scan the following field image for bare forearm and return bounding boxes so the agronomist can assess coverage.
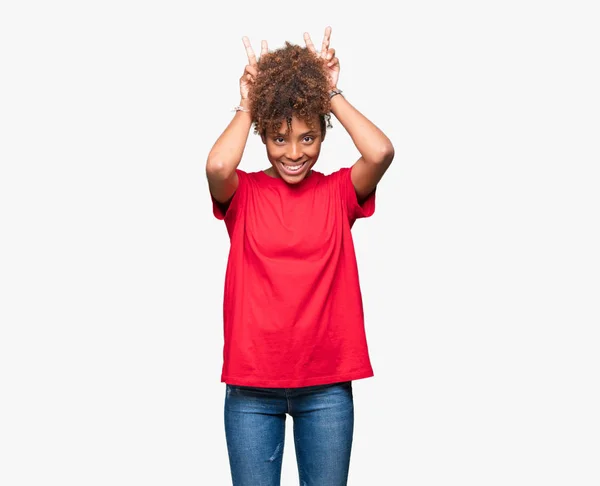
[330,92,394,162]
[206,99,252,177]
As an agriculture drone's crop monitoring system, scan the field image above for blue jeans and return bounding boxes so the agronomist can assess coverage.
[224,380,354,486]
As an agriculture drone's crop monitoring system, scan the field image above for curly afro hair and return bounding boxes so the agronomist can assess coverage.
[248,41,333,139]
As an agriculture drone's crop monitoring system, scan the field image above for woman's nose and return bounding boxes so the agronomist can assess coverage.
[286,143,303,161]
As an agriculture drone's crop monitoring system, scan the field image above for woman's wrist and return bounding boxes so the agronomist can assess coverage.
[232,97,251,115]
[328,87,342,97]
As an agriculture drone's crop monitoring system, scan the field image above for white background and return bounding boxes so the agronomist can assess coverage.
[1,0,599,484]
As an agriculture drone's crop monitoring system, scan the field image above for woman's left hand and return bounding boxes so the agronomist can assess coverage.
[303,26,339,90]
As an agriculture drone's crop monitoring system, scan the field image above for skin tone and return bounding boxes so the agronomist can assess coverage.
[260,115,324,183]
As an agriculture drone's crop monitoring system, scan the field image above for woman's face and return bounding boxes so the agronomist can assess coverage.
[261,115,324,184]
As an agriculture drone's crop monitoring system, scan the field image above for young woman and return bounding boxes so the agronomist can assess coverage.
[206,26,394,486]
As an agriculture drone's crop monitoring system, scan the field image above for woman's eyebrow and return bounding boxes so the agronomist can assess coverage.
[274,130,317,137]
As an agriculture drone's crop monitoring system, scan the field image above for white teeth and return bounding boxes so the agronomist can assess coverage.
[281,162,305,172]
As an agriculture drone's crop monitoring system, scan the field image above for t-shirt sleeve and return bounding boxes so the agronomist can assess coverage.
[210,169,247,222]
[337,166,376,223]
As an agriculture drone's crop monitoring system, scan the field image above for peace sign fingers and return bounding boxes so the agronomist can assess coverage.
[304,26,333,59]
[261,39,269,58]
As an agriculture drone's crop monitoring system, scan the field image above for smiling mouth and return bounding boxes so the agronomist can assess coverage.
[279,160,307,174]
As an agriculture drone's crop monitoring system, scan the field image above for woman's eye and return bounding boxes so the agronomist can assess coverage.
[273,136,313,143]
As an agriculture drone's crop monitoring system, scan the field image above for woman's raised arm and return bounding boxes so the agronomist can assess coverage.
[206,37,268,204]
[304,27,395,202]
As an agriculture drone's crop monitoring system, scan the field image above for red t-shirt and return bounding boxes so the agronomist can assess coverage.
[211,166,376,387]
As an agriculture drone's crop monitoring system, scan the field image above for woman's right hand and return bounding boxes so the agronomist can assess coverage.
[240,37,268,101]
